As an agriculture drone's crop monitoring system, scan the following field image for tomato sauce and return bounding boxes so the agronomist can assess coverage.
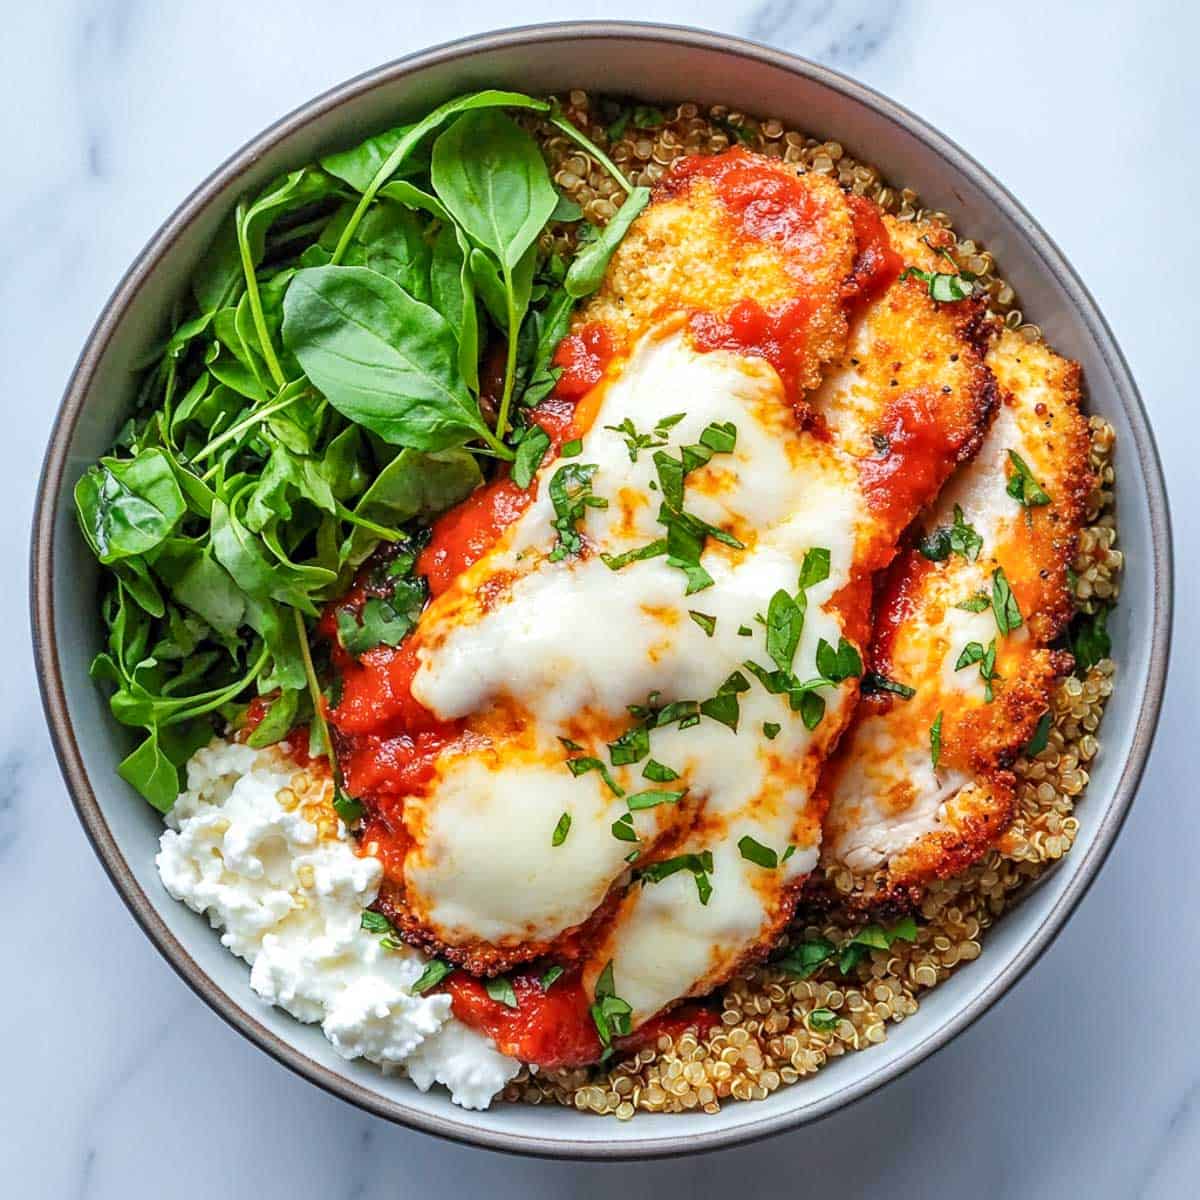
[552,322,615,399]
[842,193,902,310]
[443,968,720,1069]
[689,297,814,415]
[859,388,955,522]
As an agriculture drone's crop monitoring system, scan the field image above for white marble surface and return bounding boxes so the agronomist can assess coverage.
[2,1,1196,1196]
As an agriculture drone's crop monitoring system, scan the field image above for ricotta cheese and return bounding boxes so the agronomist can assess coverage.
[156,738,519,1109]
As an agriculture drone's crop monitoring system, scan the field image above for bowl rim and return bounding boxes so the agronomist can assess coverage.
[30,19,1173,1161]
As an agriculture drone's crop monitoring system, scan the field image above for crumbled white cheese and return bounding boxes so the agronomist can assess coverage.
[156,738,519,1108]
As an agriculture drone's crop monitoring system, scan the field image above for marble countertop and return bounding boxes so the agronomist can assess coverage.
[3,1,1196,1196]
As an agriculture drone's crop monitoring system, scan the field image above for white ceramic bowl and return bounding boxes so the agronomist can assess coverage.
[31,21,1172,1159]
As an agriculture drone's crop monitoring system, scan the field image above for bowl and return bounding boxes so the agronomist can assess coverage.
[30,20,1172,1159]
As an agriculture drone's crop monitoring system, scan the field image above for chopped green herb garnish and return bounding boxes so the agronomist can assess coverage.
[955,638,999,701]
[1024,711,1052,757]
[626,788,686,811]
[699,420,737,454]
[608,724,650,766]
[807,1007,838,1032]
[798,690,826,731]
[689,610,717,637]
[566,755,625,796]
[360,910,391,934]
[636,850,714,905]
[798,547,831,589]
[991,566,1022,636]
[860,672,916,700]
[738,624,753,637]
[737,835,780,869]
[815,637,863,683]
[590,961,634,1048]
[766,588,806,672]
[558,736,584,752]
[775,937,835,979]
[930,711,943,769]
[551,811,572,846]
[1006,450,1051,508]
[540,965,564,990]
[837,917,919,974]
[560,438,583,458]
[336,592,425,657]
[485,977,518,1008]
[763,721,781,740]
[411,960,454,994]
[547,462,607,562]
[642,759,680,783]
[600,538,668,571]
[955,593,991,612]
[918,504,982,563]
[610,812,639,842]
[900,265,975,302]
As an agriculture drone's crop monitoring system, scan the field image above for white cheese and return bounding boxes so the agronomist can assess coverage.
[156,738,519,1109]
[407,330,865,1019]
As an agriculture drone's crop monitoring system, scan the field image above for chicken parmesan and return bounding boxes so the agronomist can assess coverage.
[83,88,1121,1115]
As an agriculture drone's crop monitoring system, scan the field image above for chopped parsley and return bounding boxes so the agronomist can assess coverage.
[1024,710,1052,757]
[637,850,714,905]
[798,546,831,589]
[608,724,650,766]
[411,959,454,994]
[590,961,634,1052]
[547,462,607,562]
[551,811,572,846]
[900,265,975,302]
[816,637,863,683]
[807,1007,838,1032]
[689,610,717,637]
[918,504,982,563]
[565,754,625,797]
[626,788,686,811]
[930,711,944,769]
[1006,450,1051,509]
[610,812,638,842]
[604,412,685,462]
[737,835,783,869]
[485,977,518,1009]
[360,910,391,934]
[956,593,991,612]
[860,672,916,700]
[775,937,836,979]
[642,759,680,782]
[955,637,998,701]
[335,589,425,658]
[991,567,1023,636]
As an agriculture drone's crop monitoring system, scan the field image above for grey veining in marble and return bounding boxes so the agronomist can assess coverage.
[2,1,1196,1197]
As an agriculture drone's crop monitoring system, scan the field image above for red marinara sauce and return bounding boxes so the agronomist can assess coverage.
[841,193,902,309]
[551,321,615,399]
[443,968,720,1069]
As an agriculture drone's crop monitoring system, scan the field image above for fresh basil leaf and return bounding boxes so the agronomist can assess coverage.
[74,449,186,563]
[1069,604,1112,672]
[551,811,572,846]
[775,937,835,979]
[431,110,558,272]
[930,711,944,769]
[766,588,805,672]
[737,835,778,869]
[282,265,500,453]
[991,566,1023,636]
[566,755,625,797]
[797,547,831,589]
[1024,710,1052,757]
[808,1007,838,1032]
[608,724,650,767]
[626,789,686,811]
[361,910,391,934]
[689,610,717,638]
[1006,450,1052,508]
[860,672,916,700]
[642,759,680,783]
[763,721,781,740]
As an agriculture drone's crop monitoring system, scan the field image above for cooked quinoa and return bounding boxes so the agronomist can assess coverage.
[471,92,1126,1119]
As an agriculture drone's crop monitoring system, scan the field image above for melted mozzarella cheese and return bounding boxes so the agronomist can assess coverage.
[405,330,861,984]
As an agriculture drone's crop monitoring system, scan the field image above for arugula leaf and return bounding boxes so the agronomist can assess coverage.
[245,687,300,748]
[564,187,651,298]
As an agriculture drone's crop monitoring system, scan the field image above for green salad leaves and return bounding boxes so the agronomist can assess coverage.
[75,90,644,809]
